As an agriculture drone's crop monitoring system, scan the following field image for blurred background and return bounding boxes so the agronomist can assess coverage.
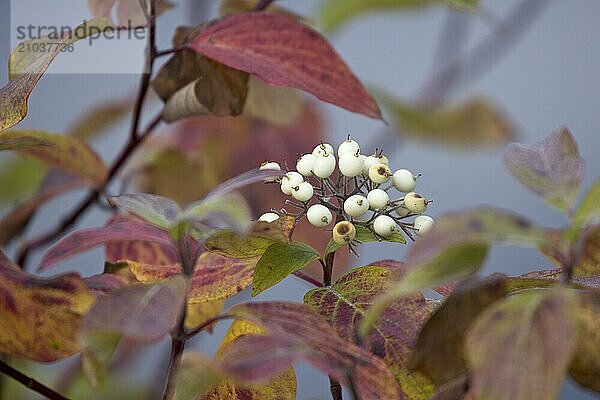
[1,0,599,398]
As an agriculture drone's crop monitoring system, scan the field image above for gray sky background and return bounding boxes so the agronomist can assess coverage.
[1,0,599,399]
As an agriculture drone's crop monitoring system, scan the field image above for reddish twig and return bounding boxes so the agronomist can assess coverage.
[253,0,277,11]
[0,359,70,400]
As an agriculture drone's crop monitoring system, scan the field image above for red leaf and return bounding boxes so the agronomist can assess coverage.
[187,12,382,120]
[39,218,175,270]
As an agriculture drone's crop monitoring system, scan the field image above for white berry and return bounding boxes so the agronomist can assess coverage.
[258,212,280,223]
[307,204,333,227]
[338,152,364,177]
[296,154,316,177]
[312,143,334,157]
[344,195,369,217]
[392,169,416,192]
[291,182,314,202]
[313,153,336,178]
[367,189,389,210]
[337,139,360,157]
[369,163,391,184]
[404,192,429,214]
[280,171,303,195]
[414,215,435,235]
[373,215,397,237]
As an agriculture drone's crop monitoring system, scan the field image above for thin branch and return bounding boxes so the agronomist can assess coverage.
[184,315,233,341]
[155,46,186,58]
[293,270,323,287]
[418,0,550,104]
[0,359,70,400]
[329,377,343,400]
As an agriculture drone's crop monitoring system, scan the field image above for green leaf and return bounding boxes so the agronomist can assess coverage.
[325,224,406,255]
[108,193,182,229]
[504,127,585,212]
[204,216,295,259]
[0,156,45,205]
[409,276,508,386]
[318,0,436,32]
[569,290,600,393]
[361,243,488,339]
[1,18,114,133]
[382,95,514,149]
[252,242,321,296]
[466,289,577,400]
[0,130,107,185]
[443,0,479,10]
[305,265,434,399]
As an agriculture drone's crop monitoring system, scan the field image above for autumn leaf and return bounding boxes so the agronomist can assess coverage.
[572,179,600,230]
[409,276,508,386]
[126,252,259,302]
[0,130,107,185]
[465,288,576,400]
[80,276,188,386]
[252,241,321,296]
[40,217,176,270]
[573,226,600,278]
[305,264,434,399]
[0,251,95,361]
[504,127,585,212]
[88,0,174,27]
[0,18,114,133]
[382,95,514,149]
[0,170,89,245]
[186,12,382,120]
[223,301,401,399]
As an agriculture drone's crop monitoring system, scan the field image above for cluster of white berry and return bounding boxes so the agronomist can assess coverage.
[258,137,434,250]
